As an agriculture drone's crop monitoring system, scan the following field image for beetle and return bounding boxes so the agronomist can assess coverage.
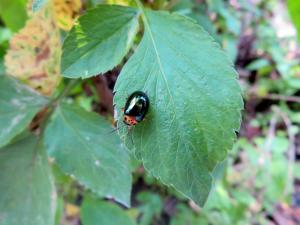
[122,91,150,126]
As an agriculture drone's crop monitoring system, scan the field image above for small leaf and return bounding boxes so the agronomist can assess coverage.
[136,192,163,225]
[45,103,132,206]
[288,0,300,42]
[114,10,243,206]
[61,5,140,78]
[0,135,56,225]
[0,76,48,148]
[32,0,48,12]
[0,0,27,32]
[80,196,136,225]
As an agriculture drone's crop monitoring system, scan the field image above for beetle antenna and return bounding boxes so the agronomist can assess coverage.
[107,123,128,134]
[106,124,135,147]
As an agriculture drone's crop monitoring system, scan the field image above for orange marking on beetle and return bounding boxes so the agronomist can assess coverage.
[123,115,138,126]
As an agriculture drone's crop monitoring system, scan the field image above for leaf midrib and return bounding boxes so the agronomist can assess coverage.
[140,11,176,113]
[136,8,204,190]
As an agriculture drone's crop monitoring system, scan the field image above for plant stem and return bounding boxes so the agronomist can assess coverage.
[39,79,79,135]
[52,79,79,104]
[261,93,300,103]
[135,0,152,24]
[273,107,295,196]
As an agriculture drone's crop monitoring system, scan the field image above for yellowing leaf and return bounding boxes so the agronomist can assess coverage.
[106,0,131,6]
[5,1,61,96]
[53,0,82,31]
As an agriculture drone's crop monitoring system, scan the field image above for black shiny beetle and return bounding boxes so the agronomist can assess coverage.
[122,91,149,126]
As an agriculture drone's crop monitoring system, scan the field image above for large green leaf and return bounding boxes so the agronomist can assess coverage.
[114,9,243,206]
[0,135,56,225]
[0,76,48,148]
[45,103,132,206]
[287,0,300,42]
[61,5,140,78]
[0,0,27,32]
[81,196,136,225]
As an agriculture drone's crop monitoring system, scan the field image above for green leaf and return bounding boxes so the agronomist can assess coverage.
[0,60,5,75]
[288,0,300,42]
[114,9,243,206]
[171,0,219,41]
[54,197,64,225]
[0,76,48,148]
[32,0,48,12]
[61,5,140,78]
[0,135,56,225]
[81,196,136,225]
[170,204,203,225]
[136,192,163,225]
[0,0,27,32]
[45,103,132,206]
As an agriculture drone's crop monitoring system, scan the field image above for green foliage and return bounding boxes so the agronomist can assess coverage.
[61,5,140,78]
[136,192,163,225]
[0,1,244,223]
[5,0,299,224]
[80,196,136,225]
[0,27,11,62]
[171,0,219,41]
[0,0,27,32]
[114,8,242,206]
[170,204,204,225]
[0,135,56,225]
[0,76,48,148]
[45,103,132,206]
[197,130,294,225]
[288,0,300,42]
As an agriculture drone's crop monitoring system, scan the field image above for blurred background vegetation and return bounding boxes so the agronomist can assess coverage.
[1,0,300,224]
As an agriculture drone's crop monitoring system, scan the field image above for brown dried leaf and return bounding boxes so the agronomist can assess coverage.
[5,1,61,96]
